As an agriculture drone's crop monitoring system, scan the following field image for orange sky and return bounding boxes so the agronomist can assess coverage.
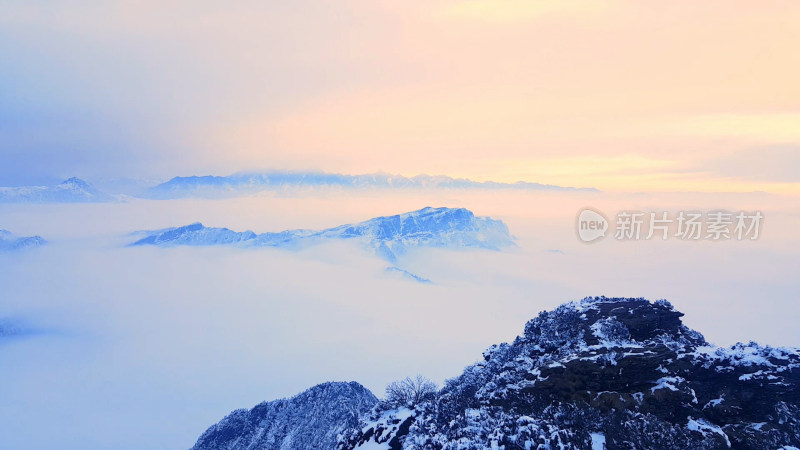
[2,0,799,193]
[208,1,800,193]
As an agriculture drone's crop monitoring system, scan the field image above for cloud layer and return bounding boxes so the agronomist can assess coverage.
[0,189,798,449]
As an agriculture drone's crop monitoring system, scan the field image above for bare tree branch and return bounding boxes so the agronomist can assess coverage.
[384,375,437,408]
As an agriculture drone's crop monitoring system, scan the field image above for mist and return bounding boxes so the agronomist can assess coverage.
[0,188,798,449]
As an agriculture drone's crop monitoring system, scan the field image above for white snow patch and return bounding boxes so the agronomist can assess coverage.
[687,417,731,448]
[703,395,724,409]
[739,370,779,381]
[590,432,606,450]
[650,376,682,393]
[354,441,390,450]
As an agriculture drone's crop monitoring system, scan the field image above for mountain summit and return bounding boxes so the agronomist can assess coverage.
[191,382,377,450]
[0,230,46,252]
[0,177,113,203]
[131,207,514,264]
[341,297,800,450]
[190,297,800,449]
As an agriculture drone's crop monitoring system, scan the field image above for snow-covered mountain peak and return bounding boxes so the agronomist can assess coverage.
[0,177,113,203]
[341,297,800,450]
[131,223,256,247]
[0,230,47,252]
[516,296,707,356]
[131,207,514,264]
[57,177,92,190]
[187,297,800,449]
[191,381,378,450]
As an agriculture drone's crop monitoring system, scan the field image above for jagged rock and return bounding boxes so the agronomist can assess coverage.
[341,297,800,450]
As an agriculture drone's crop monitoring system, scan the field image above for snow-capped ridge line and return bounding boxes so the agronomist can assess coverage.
[147,170,598,198]
[129,206,515,261]
[0,177,115,203]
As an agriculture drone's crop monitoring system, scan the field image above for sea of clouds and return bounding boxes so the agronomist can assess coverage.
[0,188,797,449]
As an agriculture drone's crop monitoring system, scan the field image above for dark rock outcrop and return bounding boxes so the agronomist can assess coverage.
[341,297,800,450]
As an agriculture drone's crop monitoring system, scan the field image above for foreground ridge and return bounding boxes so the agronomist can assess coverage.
[342,297,800,450]
[191,381,377,450]
[191,297,800,449]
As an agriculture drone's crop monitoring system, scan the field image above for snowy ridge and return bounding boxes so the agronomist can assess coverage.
[147,171,597,198]
[132,223,257,247]
[0,177,114,203]
[0,229,46,252]
[190,381,378,450]
[339,297,800,450]
[130,207,514,264]
[188,298,800,449]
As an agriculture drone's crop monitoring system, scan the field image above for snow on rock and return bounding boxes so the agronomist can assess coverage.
[650,376,683,394]
[188,297,800,449]
[131,223,257,247]
[0,177,114,203]
[147,171,595,199]
[590,432,606,450]
[130,207,514,264]
[687,417,731,448]
[339,297,800,450]
[339,408,416,450]
[190,381,377,450]
[0,229,46,252]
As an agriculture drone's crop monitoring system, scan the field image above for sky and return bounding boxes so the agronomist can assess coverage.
[1,0,800,193]
[1,2,800,449]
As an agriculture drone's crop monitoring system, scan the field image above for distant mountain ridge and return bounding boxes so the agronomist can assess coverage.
[147,171,597,198]
[0,177,114,203]
[0,230,46,251]
[130,207,515,265]
[0,172,597,200]
[191,382,377,450]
